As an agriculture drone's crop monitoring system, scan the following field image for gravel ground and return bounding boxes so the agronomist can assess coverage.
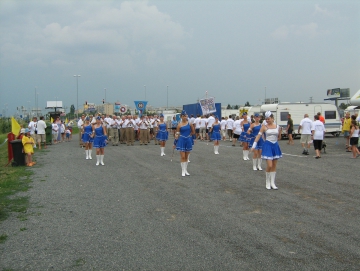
[0,135,359,270]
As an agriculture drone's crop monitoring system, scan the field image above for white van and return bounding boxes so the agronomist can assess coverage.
[250,102,342,137]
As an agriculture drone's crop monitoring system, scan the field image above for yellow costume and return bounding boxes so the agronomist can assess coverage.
[22,136,34,154]
[342,118,351,132]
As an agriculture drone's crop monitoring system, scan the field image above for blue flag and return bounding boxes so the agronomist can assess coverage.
[134,101,148,117]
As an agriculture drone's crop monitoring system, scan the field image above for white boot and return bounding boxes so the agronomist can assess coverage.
[266,172,271,190]
[85,150,89,159]
[187,154,190,163]
[160,147,163,156]
[161,147,166,156]
[245,150,250,160]
[185,162,190,176]
[214,146,216,154]
[181,162,185,177]
[252,159,257,170]
[216,145,219,154]
[100,155,104,166]
[96,155,100,166]
[89,149,92,160]
[257,158,262,170]
[243,150,246,160]
[270,172,278,189]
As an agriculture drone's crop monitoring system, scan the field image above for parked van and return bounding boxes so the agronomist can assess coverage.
[248,102,341,137]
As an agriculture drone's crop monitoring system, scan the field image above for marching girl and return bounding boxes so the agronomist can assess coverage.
[92,116,107,166]
[248,113,263,170]
[82,117,94,160]
[251,111,282,190]
[175,110,195,177]
[210,115,221,154]
[240,112,251,160]
[156,114,169,156]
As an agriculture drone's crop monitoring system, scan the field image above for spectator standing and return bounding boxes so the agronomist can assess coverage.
[22,128,35,166]
[349,120,359,158]
[286,114,294,145]
[298,114,313,155]
[342,112,351,152]
[317,112,325,124]
[28,116,37,148]
[36,116,47,149]
[311,115,326,159]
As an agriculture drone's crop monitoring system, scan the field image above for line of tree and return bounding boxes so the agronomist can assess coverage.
[226,101,251,109]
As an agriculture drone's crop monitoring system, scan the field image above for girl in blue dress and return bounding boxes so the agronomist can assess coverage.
[82,117,94,160]
[156,114,169,156]
[248,113,263,171]
[251,111,282,190]
[92,116,107,166]
[240,112,251,160]
[210,115,221,154]
[175,110,195,177]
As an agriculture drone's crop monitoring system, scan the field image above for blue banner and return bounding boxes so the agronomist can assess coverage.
[134,101,147,117]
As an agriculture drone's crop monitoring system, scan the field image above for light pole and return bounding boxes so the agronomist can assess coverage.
[36,92,39,117]
[167,85,169,110]
[265,86,267,104]
[74,75,81,119]
[104,88,106,103]
[144,85,146,100]
[35,86,37,117]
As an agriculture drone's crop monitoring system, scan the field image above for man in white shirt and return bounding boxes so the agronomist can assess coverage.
[199,116,207,141]
[220,117,227,141]
[311,115,326,159]
[298,114,313,155]
[194,115,201,140]
[119,116,126,144]
[36,116,47,149]
[109,115,119,146]
[152,115,159,145]
[207,113,215,141]
[28,117,38,147]
[226,115,235,141]
[77,115,85,147]
[124,115,135,146]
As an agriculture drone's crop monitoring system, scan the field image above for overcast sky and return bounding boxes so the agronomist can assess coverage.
[1,0,359,115]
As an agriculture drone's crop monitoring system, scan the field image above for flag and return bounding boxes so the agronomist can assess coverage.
[50,117,54,123]
[65,117,68,124]
[134,101,148,117]
[11,117,21,136]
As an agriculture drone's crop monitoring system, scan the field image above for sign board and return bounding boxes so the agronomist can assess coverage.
[84,103,96,112]
[199,97,216,115]
[46,101,63,108]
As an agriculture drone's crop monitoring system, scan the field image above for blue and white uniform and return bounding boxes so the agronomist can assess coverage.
[82,124,94,143]
[211,123,221,141]
[240,122,251,142]
[156,123,168,142]
[249,124,263,149]
[93,125,107,148]
[176,123,193,152]
[261,126,282,160]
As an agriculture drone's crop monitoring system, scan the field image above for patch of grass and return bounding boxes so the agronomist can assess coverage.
[0,133,33,242]
[0,233,8,243]
[40,179,46,182]
[20,227,27,231]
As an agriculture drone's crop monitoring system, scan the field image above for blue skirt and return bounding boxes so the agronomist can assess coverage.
[261,141,282,160]
[211,131,221,141]
[249,136,263,150]
[82,132,94,143]
[176,136,193,152]
[156,131,169,142]
[93,135,107,148]
[239,132,252,143]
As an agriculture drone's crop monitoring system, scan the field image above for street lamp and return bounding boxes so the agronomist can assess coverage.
[74,75,81,119]
[35,86,37,117]
[144,85,146,100]
[265,86,267,104]
[104,88,106,103]
[167,85,169,110]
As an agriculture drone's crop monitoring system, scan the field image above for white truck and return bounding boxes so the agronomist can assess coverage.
[248,102,342,137]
